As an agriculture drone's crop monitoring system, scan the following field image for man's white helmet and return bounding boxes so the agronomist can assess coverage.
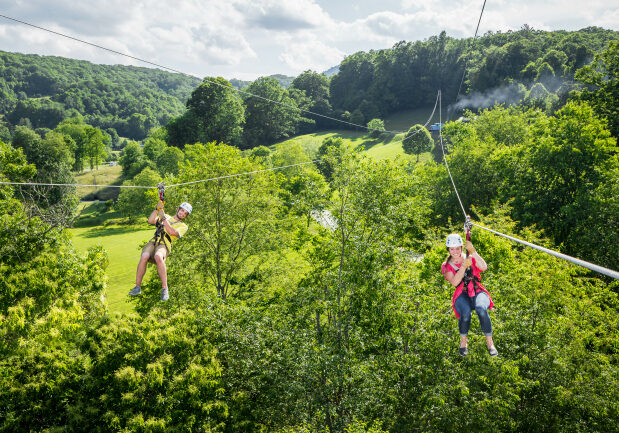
[179,202,192,214]
[446,233,463,247]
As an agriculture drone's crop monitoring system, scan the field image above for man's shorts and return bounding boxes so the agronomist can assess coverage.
[141,241,169,264]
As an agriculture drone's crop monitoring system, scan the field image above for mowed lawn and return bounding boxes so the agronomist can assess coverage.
[75,164,123,201]
[273,106,439,162]
[70,211,154,315]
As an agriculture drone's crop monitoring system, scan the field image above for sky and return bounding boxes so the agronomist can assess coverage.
[0,0,617,81]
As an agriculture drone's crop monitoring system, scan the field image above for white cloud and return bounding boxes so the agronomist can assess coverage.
[234,0,332,31]
[0,0,616,80]
[0,0,257,73]
[277,34,345,72]
[400,0,432,11]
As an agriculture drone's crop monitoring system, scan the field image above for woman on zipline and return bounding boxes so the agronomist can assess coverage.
[441,233,498,357]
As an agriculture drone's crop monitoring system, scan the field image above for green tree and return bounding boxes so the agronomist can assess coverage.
[118,141,148,179]
[542,49,568,75]
[0,242,107,432]
[402,124,433,162]
[77,311,228,431]
[316,136,344,181]
[11,126,77,215]
[270,141,311,179]
[157,142,282,301]
[84,125,106,169]
[156,145,184,177]
[282,168,330,226]
[243,77,301,149]
[143,135,166,163]
[168,76,245,148]
[366,118,385,138]
[524,82,557,111]
[250,145,271,160]
[10,125,41,160]
[115,167,160,222]
[290,70,333,129]
[7,98,66,129]
[520,60,540,81]
[54,117,107,172]
[292,149,428,430]
[535,61,555,82]
[574,40,619,137]
[349,108,364,128]
[509,101,617,257]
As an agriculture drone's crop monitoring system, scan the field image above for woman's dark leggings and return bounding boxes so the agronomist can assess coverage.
[455,292,492,336]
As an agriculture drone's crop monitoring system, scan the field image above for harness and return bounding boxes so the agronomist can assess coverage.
[449,260,482,308]
[462,267,482,293]
[152,219,172,246]
[459,217,481,304]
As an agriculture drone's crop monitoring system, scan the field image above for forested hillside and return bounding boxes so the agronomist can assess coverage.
[329,26,618,122]
[0,51,200,140]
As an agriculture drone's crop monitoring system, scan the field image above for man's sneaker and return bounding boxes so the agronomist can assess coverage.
[161,287,169,301]
[459,347,468,356]
[128,286,141,296]
[488,346,499,357]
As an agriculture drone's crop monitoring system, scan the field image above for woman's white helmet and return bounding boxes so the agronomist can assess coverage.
[446,233,463,247]
[179,202,192,214]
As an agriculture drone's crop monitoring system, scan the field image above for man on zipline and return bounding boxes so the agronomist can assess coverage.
[129,200,191,301]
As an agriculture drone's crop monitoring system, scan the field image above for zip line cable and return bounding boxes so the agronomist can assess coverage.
[166,160,319,187]
[437,93,619,280]
[0,160,320,190]
[437,90,467,218]
[0,14,406,135]
[471,222,619,280]
[451,0,487,120]
[0,181,154,189]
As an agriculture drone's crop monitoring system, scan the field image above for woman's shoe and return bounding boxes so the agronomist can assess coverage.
[488,346,498,357]
[459,347,468,356]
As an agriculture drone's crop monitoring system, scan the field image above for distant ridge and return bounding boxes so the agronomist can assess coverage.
[230,74,295,90]
[322,65,339,77]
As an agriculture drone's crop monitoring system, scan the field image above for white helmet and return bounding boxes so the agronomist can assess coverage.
[179,202,192,214]
[446,233,463,247]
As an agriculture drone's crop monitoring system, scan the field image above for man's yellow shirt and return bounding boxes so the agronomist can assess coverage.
[153,213,188,251]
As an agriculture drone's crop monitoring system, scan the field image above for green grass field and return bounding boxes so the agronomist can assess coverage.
[272,106,438,161]
[383,107,439,131]
[70,209,153,314]
[75,164,123,201]
[272,130,431,162]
